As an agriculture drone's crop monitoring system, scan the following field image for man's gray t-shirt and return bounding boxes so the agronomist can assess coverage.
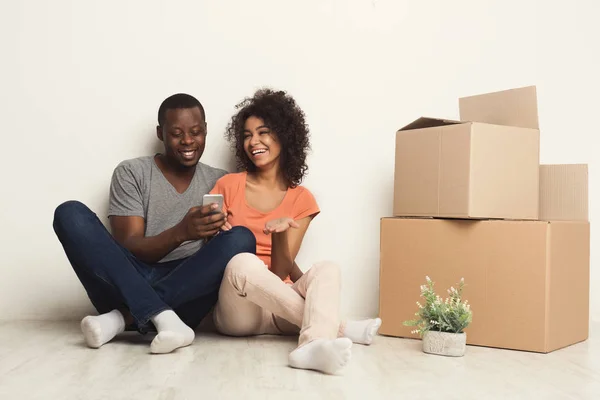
[108,155,228,263]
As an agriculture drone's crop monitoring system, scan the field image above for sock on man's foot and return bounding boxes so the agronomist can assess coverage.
[343,318,382,345]
[80,309,125,348]
[150,310,195,354]
[288,338,352,375]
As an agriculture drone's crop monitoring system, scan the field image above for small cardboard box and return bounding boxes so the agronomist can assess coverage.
[393,86,540,220]
[540,164,589,221]
[380,164,589,353]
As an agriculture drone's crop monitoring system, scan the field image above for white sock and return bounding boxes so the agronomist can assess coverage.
[343,318,382,345]
[288,338,352,375]
[149,310,195,354]
[80,309,125,348]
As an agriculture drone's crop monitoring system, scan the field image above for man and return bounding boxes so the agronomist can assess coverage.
[53,93,255,354]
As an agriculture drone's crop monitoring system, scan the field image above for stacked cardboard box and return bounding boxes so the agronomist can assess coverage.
[379,86,590,353]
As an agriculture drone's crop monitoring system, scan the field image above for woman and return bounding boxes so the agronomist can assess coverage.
[210,89,381,375]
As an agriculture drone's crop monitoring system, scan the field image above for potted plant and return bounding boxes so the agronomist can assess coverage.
[403,276,472,357]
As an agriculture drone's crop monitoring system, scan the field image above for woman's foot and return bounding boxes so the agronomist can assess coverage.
[288,338,352,375]
[80,309,125,348]
[343,318,382,345]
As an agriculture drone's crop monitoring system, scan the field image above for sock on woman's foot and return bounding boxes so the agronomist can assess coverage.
[343,318,382,345]
[289,338,352,375]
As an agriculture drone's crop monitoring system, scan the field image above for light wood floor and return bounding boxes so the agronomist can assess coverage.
[1,321,599,399]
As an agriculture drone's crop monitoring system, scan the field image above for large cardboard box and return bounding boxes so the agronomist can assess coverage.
[393,86,540,220]
[380,164,589,353]
[378,218,589,353]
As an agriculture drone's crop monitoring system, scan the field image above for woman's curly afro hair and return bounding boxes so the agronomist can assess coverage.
[225,88,311,188]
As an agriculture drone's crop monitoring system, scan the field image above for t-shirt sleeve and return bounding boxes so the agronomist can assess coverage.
[293,188,320,221]
[206,167,228,190]
[108,163,144,218]
[209,176,224,197]
[216,168,228,180]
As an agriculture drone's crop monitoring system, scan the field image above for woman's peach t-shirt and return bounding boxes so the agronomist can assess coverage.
[210,172,320,279]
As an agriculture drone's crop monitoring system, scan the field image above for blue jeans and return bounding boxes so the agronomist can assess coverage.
[52,200,256,332]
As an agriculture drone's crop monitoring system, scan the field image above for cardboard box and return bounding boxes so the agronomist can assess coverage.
[380,164,590,353]
[378,218,590,353]
[393,86,540,220]
[540,164,589,221]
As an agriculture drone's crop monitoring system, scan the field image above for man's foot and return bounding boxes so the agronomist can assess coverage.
[150,310,194,354]
[80,309,125,348]
[343,318,382,345]
[288,338,352,375]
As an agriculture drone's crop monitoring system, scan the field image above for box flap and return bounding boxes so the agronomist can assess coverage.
[539,164,588,221]
[399,117,463,132]
[459,86,539,130]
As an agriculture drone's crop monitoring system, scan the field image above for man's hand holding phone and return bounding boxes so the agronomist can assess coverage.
[177,199,226,241]
[203,194,233,232]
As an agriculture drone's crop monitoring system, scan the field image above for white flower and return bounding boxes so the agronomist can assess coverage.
[426,276,431,282]
[460,277,465,283]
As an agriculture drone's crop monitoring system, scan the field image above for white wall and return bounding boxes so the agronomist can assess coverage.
[1,0,598,321]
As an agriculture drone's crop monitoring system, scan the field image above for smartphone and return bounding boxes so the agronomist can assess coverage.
[202,194,224,214]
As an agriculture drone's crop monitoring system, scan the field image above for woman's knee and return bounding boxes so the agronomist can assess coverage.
[306,261,342,281]
[225,252,266,278]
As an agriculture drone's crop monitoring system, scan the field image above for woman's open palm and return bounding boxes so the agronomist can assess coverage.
[263,217,300,235]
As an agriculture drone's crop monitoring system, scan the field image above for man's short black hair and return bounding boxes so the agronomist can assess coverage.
[157,93,205,126]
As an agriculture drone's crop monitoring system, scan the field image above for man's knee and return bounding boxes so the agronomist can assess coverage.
[53,200,94,237]
[223,226,256,255]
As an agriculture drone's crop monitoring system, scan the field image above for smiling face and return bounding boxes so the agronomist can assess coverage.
[156,107,207,169]
[243,116,282,170]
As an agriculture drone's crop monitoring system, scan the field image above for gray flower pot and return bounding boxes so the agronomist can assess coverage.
[422,331,466,357]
